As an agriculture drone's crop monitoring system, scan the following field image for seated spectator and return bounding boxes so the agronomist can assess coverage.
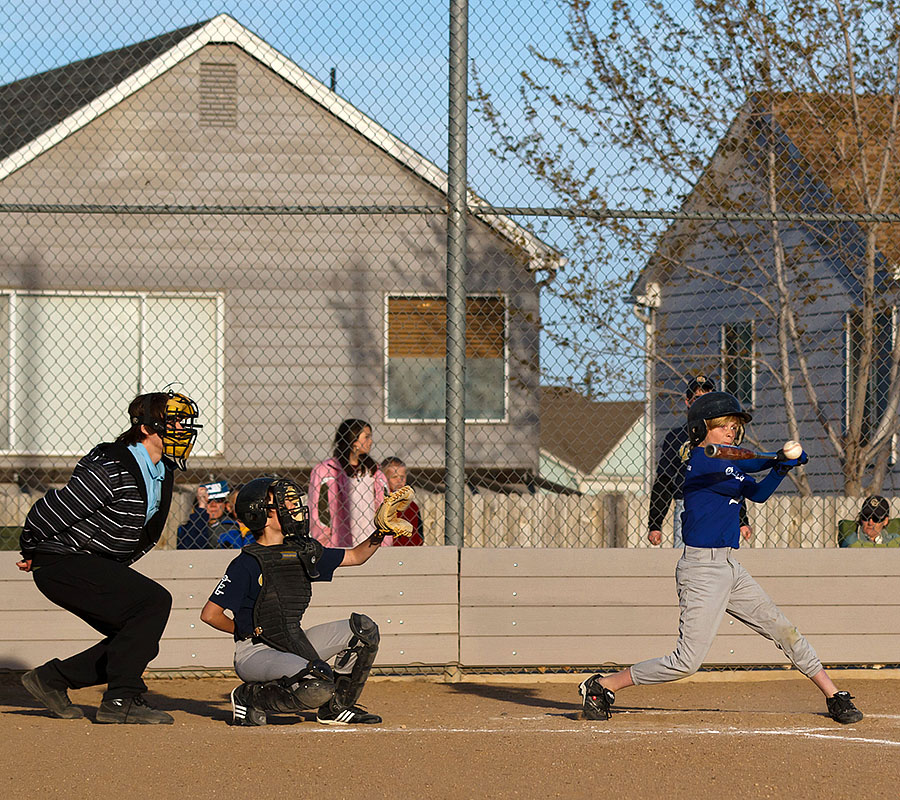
[838,495,900,547]
[381,457,424,546]
[177,480,242,549]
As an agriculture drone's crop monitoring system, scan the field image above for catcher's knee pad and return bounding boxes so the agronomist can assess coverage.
[285,658,336,710]
[349,612,380,647]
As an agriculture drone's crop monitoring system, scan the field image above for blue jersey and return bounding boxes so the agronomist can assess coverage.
[682,448,785,548]
[209,546,344,640]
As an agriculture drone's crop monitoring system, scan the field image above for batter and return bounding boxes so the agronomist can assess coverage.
[579,391,863,725]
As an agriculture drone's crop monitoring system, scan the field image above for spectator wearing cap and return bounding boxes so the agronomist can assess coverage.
[838,495,900,548]
[177,480,243,549]
[647,375,752,547]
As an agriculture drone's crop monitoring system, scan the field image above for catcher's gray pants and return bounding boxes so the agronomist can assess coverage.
[630,546,822,685]
[234,619,355,682]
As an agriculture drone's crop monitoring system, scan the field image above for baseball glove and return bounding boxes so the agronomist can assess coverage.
[371,485,416,543]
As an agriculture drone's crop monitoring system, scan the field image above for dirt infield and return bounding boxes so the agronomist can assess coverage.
[3,672,899,800]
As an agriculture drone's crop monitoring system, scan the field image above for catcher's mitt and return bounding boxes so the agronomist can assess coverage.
[372,485,416,542]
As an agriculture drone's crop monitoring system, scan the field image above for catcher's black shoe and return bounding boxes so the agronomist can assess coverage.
[21,668,84,719]
[316,701,382,725]
[231,683,267,726]
[96,694,174,724]
[826,691,863,724]
[579,674,615,721]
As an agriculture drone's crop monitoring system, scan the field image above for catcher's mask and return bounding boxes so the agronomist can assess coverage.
[236,477,309,540]
[270,478,310,541]
[134,391,201,471]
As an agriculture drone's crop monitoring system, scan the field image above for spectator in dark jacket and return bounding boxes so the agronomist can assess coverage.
[17,390,201,724]
[177,479,243,549]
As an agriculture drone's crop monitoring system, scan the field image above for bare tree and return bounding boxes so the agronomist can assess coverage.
[473,0,900,495]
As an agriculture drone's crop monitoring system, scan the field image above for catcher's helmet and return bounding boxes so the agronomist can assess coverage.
[235,477,309,540]
[132,391,201,471]
[687,391,751,446]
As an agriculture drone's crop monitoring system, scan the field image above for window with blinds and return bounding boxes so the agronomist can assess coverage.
[386,295,507,421]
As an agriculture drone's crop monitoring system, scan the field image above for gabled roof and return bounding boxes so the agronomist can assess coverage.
[771,93,900,282]
[540,386,644,475]
[0,14,559,269]
[0,21,208,163]
[633,92,900,299]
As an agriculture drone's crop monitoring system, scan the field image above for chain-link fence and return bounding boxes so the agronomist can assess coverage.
[1,1,899,550]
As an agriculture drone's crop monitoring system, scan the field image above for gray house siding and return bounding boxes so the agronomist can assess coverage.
[648,208,885,493]
[0,42,542,475]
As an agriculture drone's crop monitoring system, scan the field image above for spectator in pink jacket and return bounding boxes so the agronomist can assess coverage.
[309,419,389,547]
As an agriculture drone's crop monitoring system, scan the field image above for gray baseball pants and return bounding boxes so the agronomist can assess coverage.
[234,619,355,682]
[630,545,822,684]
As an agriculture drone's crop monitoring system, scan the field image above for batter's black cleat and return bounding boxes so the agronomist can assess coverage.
[826,691,863,724]
[316,701,382,725]
[96,694,174,724]
[21,668,84,719]
[230,683,267,726]
[579,674,615,721]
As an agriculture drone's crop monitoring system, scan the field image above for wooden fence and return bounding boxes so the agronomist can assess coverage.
[3,547,899,672]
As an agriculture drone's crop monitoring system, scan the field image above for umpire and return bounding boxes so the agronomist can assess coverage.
[648,376,752,547]
[16,390,201,724]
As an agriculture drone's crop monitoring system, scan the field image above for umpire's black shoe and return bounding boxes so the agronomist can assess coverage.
[231,683,267,726]
[96,694,174,724]
[21,668,84,719]
[316,701,382,725]
[579,674,615,721]
[826,691,863,724]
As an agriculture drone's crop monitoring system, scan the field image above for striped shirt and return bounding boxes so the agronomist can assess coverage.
[20,442,174,565]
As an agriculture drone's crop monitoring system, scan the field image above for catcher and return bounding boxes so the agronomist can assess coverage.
[200,477,414,726]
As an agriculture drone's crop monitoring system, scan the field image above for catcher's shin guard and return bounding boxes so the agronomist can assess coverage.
[331,613,380,709]
[579,674,615,721]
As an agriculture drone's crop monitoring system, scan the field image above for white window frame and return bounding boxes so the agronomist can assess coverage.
[383,292,510,424]
[1,289,225,456]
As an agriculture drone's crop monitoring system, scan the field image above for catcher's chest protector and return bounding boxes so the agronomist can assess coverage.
[244,540,324,661]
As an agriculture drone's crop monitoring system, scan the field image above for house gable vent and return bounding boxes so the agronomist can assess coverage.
[198,62,237,127]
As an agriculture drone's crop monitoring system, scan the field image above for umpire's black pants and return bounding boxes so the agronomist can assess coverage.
[30,552,172,701]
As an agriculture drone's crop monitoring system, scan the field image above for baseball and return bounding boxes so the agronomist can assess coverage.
[782,440,802,459]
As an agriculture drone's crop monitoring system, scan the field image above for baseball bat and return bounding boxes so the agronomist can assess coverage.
[704,444,782,460]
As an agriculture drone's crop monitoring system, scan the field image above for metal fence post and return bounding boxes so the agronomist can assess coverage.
[445,0,468,548]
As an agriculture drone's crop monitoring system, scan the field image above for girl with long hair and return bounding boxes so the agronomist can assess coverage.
[308,419,389,547]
